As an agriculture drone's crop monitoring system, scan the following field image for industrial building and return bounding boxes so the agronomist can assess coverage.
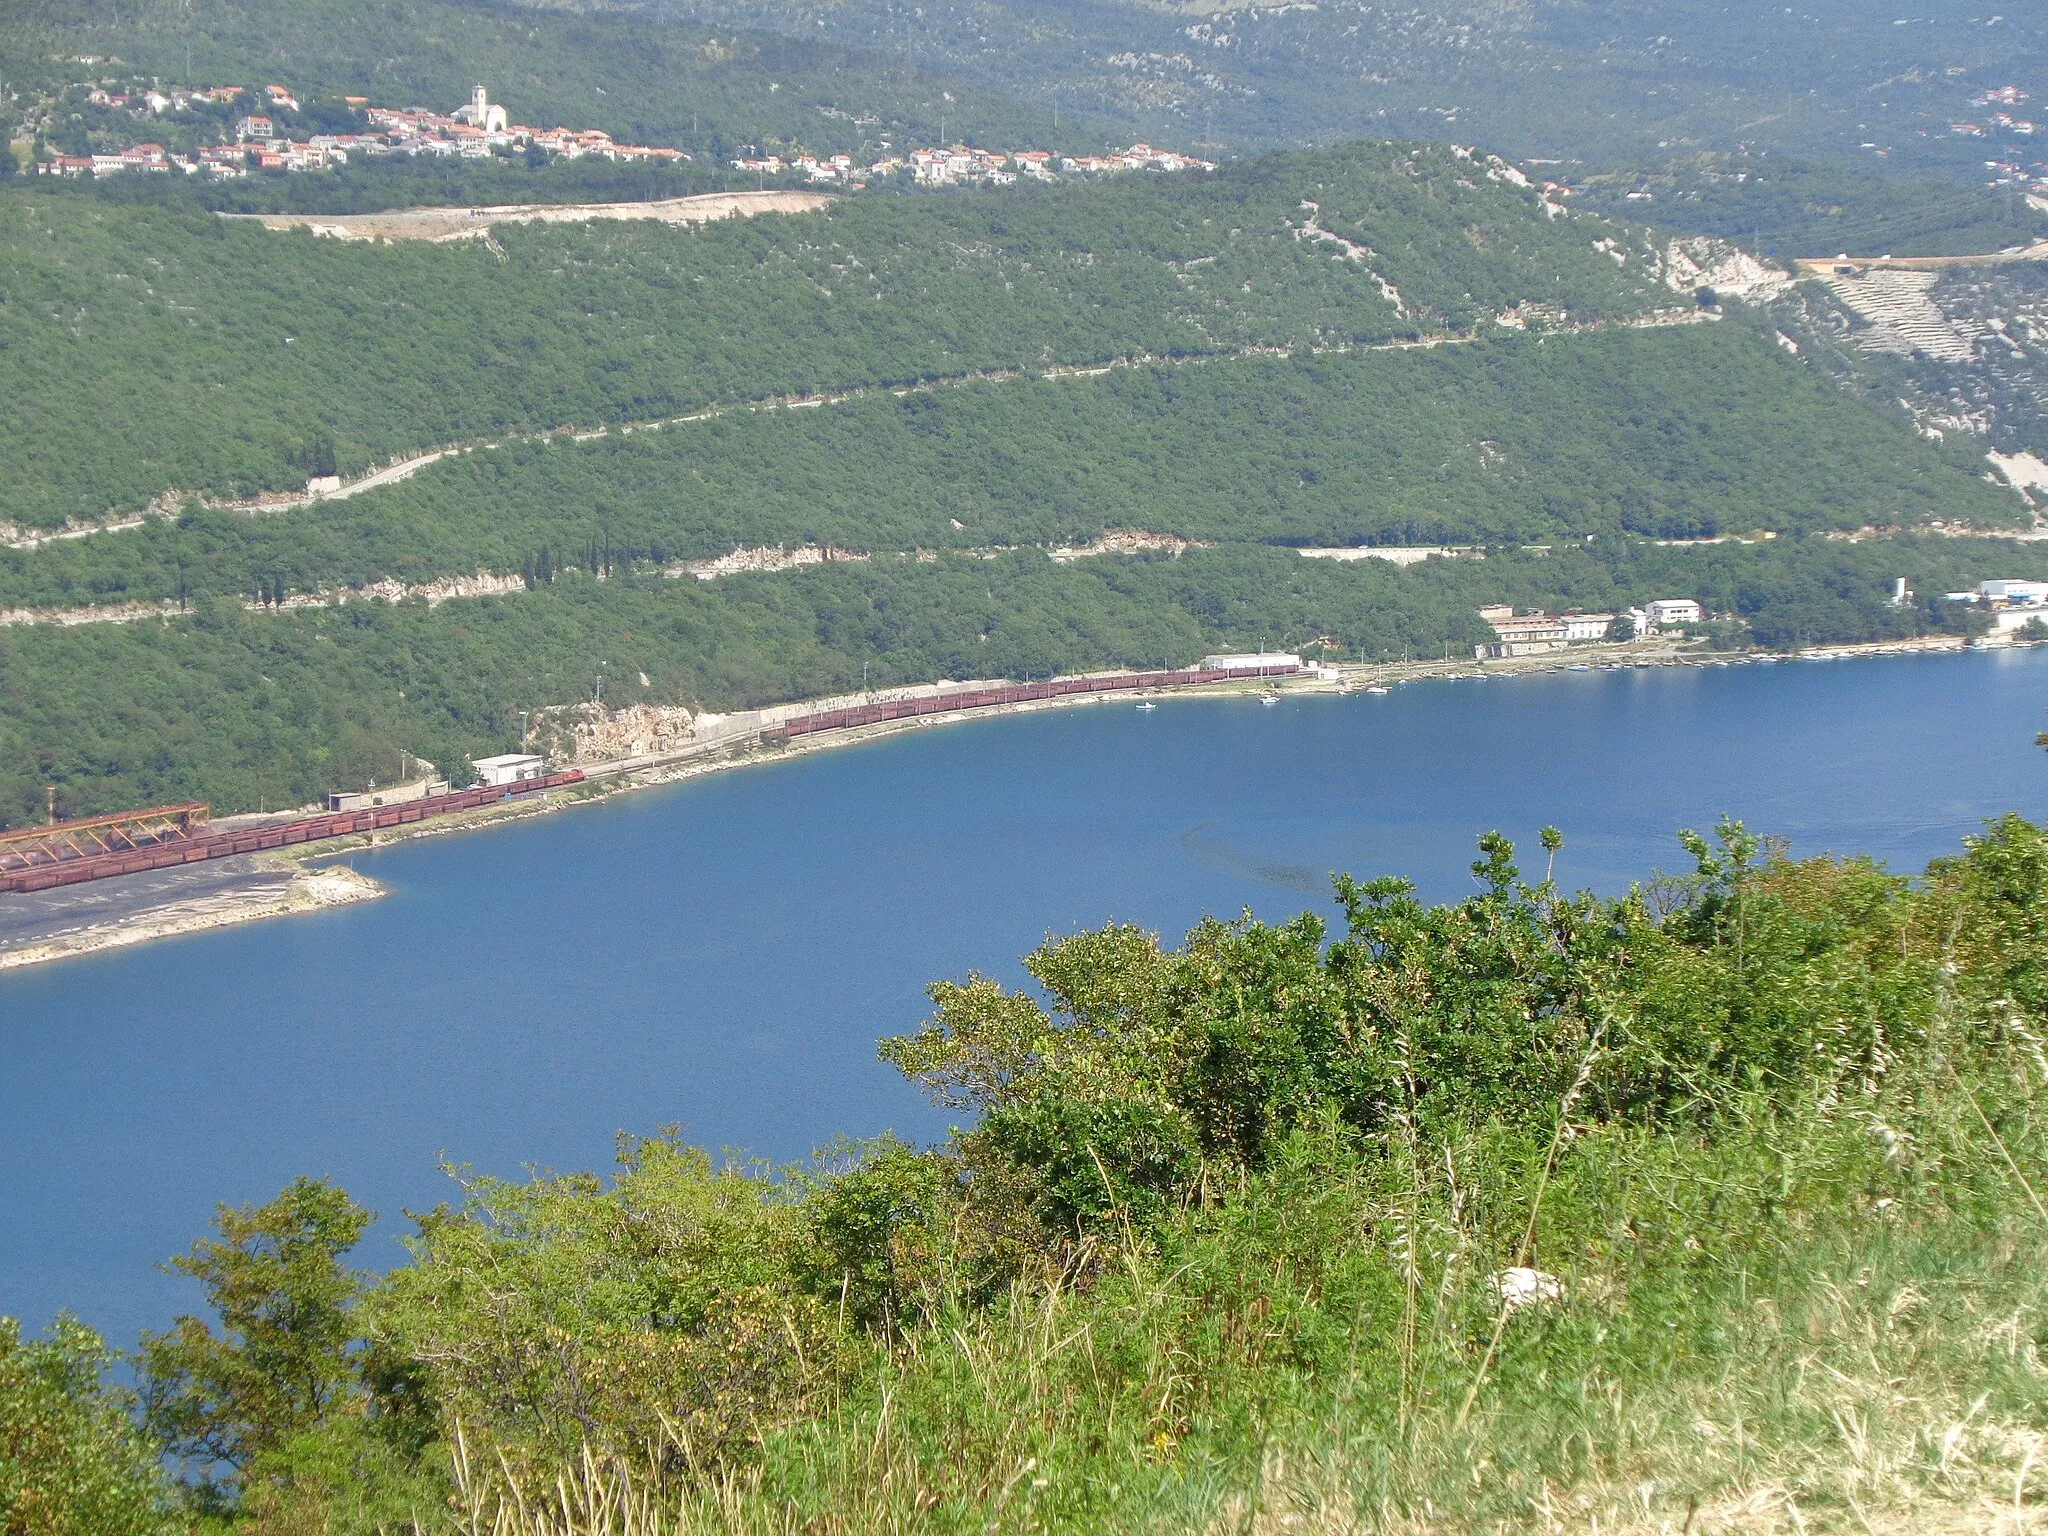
[1473,610,1618,659]
[471,753,549,787]
[1198,653,1304,672]
[1966,579,2048,633]
[325,773,450,813]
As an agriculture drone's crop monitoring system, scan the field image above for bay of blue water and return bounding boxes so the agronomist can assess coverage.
[5,649,2046,1347]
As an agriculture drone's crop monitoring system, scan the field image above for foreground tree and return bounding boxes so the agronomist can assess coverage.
[138,1177,371,1496]
[0,1314,177,1536]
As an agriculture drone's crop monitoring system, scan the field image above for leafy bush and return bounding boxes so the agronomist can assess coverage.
[0,1315,177,1536]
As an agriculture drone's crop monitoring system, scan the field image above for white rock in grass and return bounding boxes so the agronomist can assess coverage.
[1488,1267,1566,1314]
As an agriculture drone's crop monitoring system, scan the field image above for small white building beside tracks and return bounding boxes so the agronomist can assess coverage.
[472,753,548,787]
[1199,653,1304,673]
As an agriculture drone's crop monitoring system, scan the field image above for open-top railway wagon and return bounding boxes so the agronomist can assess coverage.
[0,772,585,895]
[759,663,1299,745]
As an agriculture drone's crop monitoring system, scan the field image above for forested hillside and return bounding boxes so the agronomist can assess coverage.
[657,0,2048,177]
[3,144,1660,530]
[1573,153,2048,262]
[0,531,2021,825]
[0,325,2019,617]
[2,134,2040,824]
[20,815,2048,1535]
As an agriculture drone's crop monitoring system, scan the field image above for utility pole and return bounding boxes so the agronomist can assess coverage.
[517,709,530,751]
[46,784,56,827]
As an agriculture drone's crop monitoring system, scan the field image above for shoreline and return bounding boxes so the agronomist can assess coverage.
[0,632,2027,973]
[0,862,379,972]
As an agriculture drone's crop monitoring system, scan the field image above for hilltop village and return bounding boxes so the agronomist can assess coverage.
[33,83,689,178]
[730,140,1215,185]
[26,77,1214,188]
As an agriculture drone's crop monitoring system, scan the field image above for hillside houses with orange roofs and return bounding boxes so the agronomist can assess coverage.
[36,77,1212,192]
[38,81,689,180]
[734,140,1213,187]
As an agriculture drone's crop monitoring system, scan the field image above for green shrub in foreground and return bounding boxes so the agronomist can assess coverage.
[0,1315,178,1536]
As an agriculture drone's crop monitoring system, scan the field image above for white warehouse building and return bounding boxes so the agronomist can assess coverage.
[1982,580,2048,606]
[1199,652,1303,673]
[472,753,548,787]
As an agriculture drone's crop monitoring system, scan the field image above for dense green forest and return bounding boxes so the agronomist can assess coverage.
[15,813,2048,1534]
[0,144,1662,529]
[1576,154,2048,261]
[0,0,1055,169]
[0,325,2021,616]
[0,533,2020,826]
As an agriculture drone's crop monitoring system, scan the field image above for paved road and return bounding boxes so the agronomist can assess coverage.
[0,855,289,953]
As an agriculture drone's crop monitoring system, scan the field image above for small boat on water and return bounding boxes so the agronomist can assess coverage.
[1261,694,1281,707]
[1366,686,1391,695]
[1136,701,1157,711]
[1567,664,1591,672]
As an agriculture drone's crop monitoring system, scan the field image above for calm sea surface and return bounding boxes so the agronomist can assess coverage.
[6,649,2047,1346]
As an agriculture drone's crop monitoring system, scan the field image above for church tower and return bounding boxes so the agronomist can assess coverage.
[457,84,508,133]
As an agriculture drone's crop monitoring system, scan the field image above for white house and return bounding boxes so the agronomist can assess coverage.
[1646,598,1703,627]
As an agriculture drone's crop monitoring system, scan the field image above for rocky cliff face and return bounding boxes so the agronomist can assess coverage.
[1661,236,1795,305]
[533,702,699,765]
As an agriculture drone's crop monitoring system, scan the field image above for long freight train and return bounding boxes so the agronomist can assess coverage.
[6,661,1299,896]
[0,772,585,895]
[759,661,1299,744]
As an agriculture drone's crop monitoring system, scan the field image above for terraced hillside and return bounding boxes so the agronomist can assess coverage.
[1777,260,2048,485]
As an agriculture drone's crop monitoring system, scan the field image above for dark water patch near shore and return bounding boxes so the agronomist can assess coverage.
[4,647,2045,1347]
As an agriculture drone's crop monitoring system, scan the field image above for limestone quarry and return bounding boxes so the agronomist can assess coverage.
[1661,237,1796,306]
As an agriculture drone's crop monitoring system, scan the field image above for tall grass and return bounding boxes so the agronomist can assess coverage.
[443,1031,2048,1536]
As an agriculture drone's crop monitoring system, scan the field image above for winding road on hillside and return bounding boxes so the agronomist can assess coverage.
[1,305,1718,576]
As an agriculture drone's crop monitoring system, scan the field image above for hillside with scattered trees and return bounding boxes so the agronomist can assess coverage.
[0,142,1664,531]
[0,136,2038,823]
